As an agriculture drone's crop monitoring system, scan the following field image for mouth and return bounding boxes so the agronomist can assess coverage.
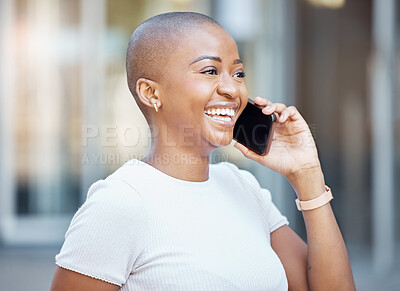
[203,102,238,127]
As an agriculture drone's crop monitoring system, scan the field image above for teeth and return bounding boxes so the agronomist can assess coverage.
[210,116,231,122]
[204,108,235,117]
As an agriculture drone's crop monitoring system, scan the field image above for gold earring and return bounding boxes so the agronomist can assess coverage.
[153,103,158,112]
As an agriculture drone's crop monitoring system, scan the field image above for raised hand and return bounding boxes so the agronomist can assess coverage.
[234,96,321,181]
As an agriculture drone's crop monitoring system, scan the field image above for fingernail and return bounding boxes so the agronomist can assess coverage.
[279,114,286,122]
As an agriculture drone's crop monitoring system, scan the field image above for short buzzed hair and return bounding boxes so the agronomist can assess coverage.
[126,12,221,102]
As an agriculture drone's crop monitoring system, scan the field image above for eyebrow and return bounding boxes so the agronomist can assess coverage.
[190,55,243,65]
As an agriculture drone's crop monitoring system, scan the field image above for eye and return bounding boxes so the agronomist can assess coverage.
[234,71,246,78]
[201,68,218,75]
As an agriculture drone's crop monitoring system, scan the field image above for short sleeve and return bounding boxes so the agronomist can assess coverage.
[259,188,289,233]
[55,178,147,286]
[221,162,289,234]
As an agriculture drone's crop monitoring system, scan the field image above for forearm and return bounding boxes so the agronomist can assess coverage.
[289,168,356,291]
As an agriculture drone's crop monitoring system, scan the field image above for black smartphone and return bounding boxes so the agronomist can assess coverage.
[233,99,276,156]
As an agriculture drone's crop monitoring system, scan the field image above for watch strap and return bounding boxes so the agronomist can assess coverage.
[295,185,333,211]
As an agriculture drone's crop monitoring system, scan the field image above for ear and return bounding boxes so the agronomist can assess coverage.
[136,78,161,109]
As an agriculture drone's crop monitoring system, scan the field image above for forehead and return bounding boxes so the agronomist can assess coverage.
[170,24,240,65]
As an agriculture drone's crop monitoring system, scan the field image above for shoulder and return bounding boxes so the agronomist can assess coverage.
[56,172,148,285]
[211,162,284,230]
[66,177,147,243]
[85,160,147,206]
[82,177,144,217]
[69,168,148,240]
[211,161,261,190]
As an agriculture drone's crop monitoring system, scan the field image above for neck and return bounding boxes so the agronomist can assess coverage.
[142,129,212,182]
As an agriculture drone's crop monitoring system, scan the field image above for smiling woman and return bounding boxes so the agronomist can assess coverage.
[129,15,249,164]
[50,12,356,291]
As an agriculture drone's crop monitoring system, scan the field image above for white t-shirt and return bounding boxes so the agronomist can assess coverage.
[56,159,289,290]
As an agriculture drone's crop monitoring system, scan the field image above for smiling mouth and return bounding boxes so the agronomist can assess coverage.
[204,108,235,122]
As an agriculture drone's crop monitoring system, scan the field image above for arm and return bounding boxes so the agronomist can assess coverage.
[271,168,355,290]
[287,168,355,290]
[50,267,120,291]
[271,225,308,290]
[234,97,356,290]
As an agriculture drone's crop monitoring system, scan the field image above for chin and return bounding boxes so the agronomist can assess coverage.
[210,132,233,147]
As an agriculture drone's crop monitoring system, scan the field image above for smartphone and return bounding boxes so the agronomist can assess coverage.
[233,99,276,156]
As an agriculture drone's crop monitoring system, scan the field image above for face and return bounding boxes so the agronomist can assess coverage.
[156,23,248,154]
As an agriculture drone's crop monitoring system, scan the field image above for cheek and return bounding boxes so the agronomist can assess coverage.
[238,86,248,113]
[162,79,214,126]
[168,79,213,112]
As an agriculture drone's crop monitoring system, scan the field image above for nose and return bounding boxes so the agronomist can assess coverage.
[216,73,240,99]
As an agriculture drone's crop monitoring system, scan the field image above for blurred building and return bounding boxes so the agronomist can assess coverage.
[0,0,399,290]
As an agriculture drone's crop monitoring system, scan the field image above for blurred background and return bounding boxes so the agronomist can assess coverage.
[0,0,399,290]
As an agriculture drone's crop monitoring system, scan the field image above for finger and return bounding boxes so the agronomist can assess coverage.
[262,102,287,115]
[253,96,272,107]
[279,106,299,123]
[234,142,261,160]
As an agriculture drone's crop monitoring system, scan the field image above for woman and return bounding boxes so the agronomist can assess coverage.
[51,12,355,291]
